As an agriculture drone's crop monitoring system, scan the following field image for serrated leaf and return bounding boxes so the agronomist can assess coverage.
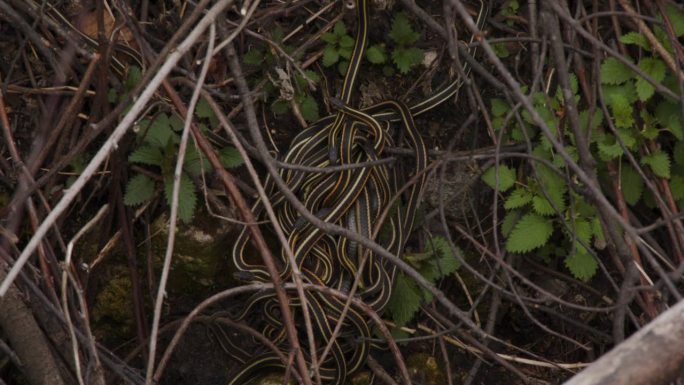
[492,42,510,58]
[164,173,197,223]
[219,146,244,168]
[504,188,533,210]
[600,57,634,85]
[321,31,338,45]
[339,35,355,48]
[482,165,516,192]
[641,151,671,178]
[491,98,509,118]
[607,93,635,129]
[337,60,349,76]
[124,174,156,206]
[501,210,519,237]
[535,163,567,213]
[420,236,459,283]
[674,142,684,166]
[620,164,644,206]
[142,114,178,147]
[532,195,555,216]
[195,97,215,119]
[184,144,212,177]
[333,20,347,37]
[619,32,651,50]
[506,213,553,253]
[389,13,420,46]
[322,46,339,67]
[339,46,353,60]
[243,48,264,66]
[571,219,593,244]
[596,133,624,161]
[636,58,666,101]
[392,47,423,74]
[366,45,387,64]
[297,94,319,123]
[664,4,684,37]
[565,246,598,281]
[129,145,164,166]
[386,273,422,327]
[655,101,683,140]
[671,175,684,201]
[125,66,142,92]
[271,99,289,115]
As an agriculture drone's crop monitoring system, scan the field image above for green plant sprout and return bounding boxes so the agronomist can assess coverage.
[244,27,321,123]
[386,235,460,329]
[482,4,684,282]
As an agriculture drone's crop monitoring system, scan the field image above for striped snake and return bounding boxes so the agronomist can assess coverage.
[229,0,488,384]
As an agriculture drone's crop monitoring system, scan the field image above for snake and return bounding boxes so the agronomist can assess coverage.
[229,0,489,384]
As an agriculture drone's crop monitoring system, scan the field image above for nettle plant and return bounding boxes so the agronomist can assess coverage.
[243,27,321,123]
[117,68,243,222]
[483,4,684,281]
[321,12,424,76]
[386,235,460,330]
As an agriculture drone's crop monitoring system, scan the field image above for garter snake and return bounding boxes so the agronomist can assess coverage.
[229,0,488,384]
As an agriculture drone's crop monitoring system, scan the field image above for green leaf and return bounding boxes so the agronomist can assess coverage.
[565,246,598,281]
[124,174,156,206]
[506,213,553,253]
[219,146,244,168]
[386,273,422,327]
[571,219,593,244]
[481,165,516,192]
[392,47,423,74]
[619,32,651,50]
[600,57,633,85]
[636,58,666,101]
[140,114,178,147]
[321,31,339,45]
[339,35,355,48]
[389,13,420,46]
[333,20,347,37]
[338,46,353,60]
[674,141,684,166]
[420,236,460,283]
[125,66,142,92]
[184,144,212,177]
[596,133,624,161]
[129,145,164,166]
[535,162,567,213]
[322,46,340,67]
[366,45,387,64]
[607,93,635,129]
[504,188,533,210]
[501,210,519,237]
[492,42,510,58]
[491,98,509,118]
[655,101,683,140]
[337,60,349,76]
[671,175,684,201]
[664,4,684,37]
[621,164,644,206]
[243,48,264,66]
[532,195,555,216]
[297,94,319,123]
[271,99,289,115]
[164,173,197,223]
[194,97,215,120]
[641,151,671,178]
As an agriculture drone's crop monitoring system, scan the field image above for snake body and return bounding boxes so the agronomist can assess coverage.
[230,1,488,384]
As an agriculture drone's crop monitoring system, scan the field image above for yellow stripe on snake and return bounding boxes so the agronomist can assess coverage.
[229,1,488,384]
